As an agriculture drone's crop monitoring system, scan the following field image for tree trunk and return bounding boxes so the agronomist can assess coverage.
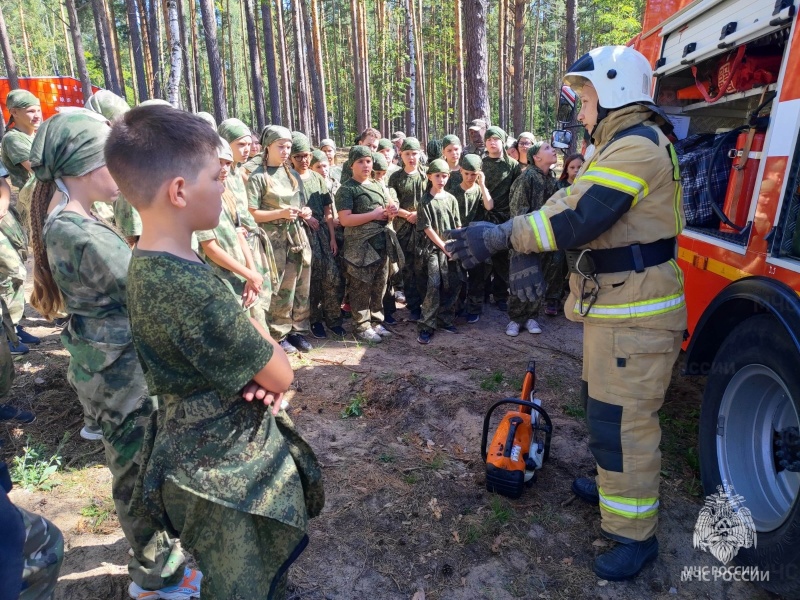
[454,0,465,142]
[92,0,115,91]
[261,0,281,124]
[403,0,416,136]
[60,1,76,78]
[275,0,293,128]
[512,0,525,135]
[245,0,266,130]
[497,0,505,130]
[18,5,32,77]
[199,0,227,121]
[349,0,365,133]
[190,0,203,110]
[301,0,326,140]
[463,0,489,122]
[0,6,19,89]
[106,0,127,98]
[333,0,345,144]
[413,0,427,143]
[225,0,236,116]
[290,0,311,134]
[65,0,92,101]
[359,0,371,127]
[529,0,541,130]
[176,0,196,111]
[147,0,163,97]
[126,0,149,101]
[166,0,182,106]
[137,0,153,95]
[240,0,253,124]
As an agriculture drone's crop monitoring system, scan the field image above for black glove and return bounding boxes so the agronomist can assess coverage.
[509,252,545,303]
[445,220,513,270]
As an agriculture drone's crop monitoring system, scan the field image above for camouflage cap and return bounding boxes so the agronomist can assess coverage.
[218,136,234,162]
[377,138,393,151]
[460,153,482,172]
[291,134,312,155]
[442,134,461,149]
[85,90,130,120]
[391,131,406,141]
[137,98,173,108]
[468,119,487,131]
[218,118,252,143]
[347,145,372,167]
[260,125,292,148]
[196,111,217,129]
[30,111,109,182]
[6,89,40,109]
[319,138,336,150]
[310,149,328,166]
[484,126,507,142]
[400,137,422,152]
[426,158,450,174]
[371,152,389,172]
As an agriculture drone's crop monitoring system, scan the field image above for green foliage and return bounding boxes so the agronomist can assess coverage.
[11,433,69,491]
[489,495,514,525]
[480,370,505,392]
[80,496,116,532]
[340,392,367,418]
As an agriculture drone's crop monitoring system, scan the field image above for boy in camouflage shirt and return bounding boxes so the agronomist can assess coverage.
[107,106,323,599]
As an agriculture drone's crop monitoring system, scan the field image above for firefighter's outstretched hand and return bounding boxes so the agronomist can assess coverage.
[509,252,545,303]
[446,220,512,270]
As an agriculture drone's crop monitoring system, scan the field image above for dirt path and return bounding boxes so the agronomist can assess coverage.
[2,295,774,599]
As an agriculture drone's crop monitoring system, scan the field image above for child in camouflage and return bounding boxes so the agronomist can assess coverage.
[106,105,324,600]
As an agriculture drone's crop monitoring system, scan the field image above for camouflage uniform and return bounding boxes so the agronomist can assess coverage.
[247,165,311,341]
[91,201,116,225]
[387,168,427,314]
[0,211,27,326]
[302,171,344,329]
[127,249,324,600]
[336,179,403,332]
[450,181,488,315]
[472,154,520,308]
[0,128,35,190]
[416,191,462,333]
[444,169,463,195]
[507,164,561,323]
[114,195,143,240]
[44,212,184,590]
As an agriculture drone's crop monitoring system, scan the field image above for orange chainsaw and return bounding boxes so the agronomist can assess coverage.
[481,360,553,498]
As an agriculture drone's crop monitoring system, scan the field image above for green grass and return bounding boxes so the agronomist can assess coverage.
[404,473,419,485]
[480,371,505,392]
[427,453,445,470]
[340,393,367,418]
[463,523,482,544]
[80,497,115,532]
[11,433,69,491]
[562,402,585,419]
[378,452,395,463]
[489,495,514,525]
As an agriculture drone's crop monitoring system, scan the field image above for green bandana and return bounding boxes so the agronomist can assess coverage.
[528,141,545,164]
[460,154,482,172]
[196,111,217,129]
[29,111,109,182]
[319,138,336,150]
[137,99,172,107]
[372,152,388,172]
[218,136,233,161]
[484,126,507,143]
[426,158,450,174]
[377,138,393,151]
[84,90,130,120]
[218,118,251,142]
[260,125,292,149]
[518,131,535,142]
[291,135,312,155]
[310,149,327,166]
[442,134,461,149]
[400,137,422,152]
[347,145,372,167]
[6,89,40,109]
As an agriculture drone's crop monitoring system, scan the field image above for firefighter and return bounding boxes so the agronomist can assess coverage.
[448,45,687,581]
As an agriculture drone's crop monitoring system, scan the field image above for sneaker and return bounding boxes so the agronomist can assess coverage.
[441,325,459,334]
[280,339,298,355]
[373,324,392,338]
[8,340,29,355]
[525,318,542,334]
[80,425,104,440]
[129,567,202,599]
[466,313,480,324]
[394,290,406,304]
[286,333,313,353]
[310,322,327,339]
[496,300,508,312]
[383,313,397,325]
[593,537,659,581]
[358,328,382,343]
[15,326,40,345]
[0,403,35,423]
[571,477,599,505]
[53,316,69,327]
[505,321,520,337]
[544,300,560,317]
[417,330,433,345]
[329,325,347,339]
[408,308,422,322]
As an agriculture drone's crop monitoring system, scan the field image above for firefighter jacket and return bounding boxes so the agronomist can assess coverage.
[509,105,687,331]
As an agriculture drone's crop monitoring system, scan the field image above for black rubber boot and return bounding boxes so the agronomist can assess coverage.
[571,477,599,505]
[594,536,658,581]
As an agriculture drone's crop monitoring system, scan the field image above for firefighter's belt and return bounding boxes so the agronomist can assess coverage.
[565,238,676,276]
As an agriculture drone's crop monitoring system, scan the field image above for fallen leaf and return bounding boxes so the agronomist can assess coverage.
[491,535,504,553]
[411,591,426,600]
[452,530,460,543]
[561,557,573,566]
[428,498,442,520]
[592,538,609,548]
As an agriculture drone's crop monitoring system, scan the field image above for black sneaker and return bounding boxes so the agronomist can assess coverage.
[16,327,40,345]
[496,300,508,312]
[441,325,459,334]
[417,330,432,345]
[571,477,600,505]
[466,313,480,324]
[310,322,327,339]
[287,333,313,353]
[53,316,69,327]
[394,290,406,304]
[8,340,29,356]
[384,313,397,325]
[279,339,298,355]
[409,308,422,322]
[329,326,347,339]
[594,537,659,581]
[0,403,35,423]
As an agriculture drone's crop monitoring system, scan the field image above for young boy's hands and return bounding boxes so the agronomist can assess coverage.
[304,215,320,231]
[282,206,300,220]
[241,383,285,416]
[405,211,418,224]
[476,171,486,187]
[372,206,388,221]
[299,206,313,219]
[330,237,338,256]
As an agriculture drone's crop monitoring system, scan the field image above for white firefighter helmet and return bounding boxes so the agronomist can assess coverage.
[563,46,654,109]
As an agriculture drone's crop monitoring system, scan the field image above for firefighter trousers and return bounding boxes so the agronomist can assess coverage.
[582,324,683,542]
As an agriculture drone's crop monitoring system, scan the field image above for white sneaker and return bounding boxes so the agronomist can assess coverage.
[128,567,202,599]
[373,324,392,337]
[505,321,520,337]
[525,318,542,334]
[358,328,382,343]
[80,425,104,441]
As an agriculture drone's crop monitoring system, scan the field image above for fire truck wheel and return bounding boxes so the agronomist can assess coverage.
[699,314,800,595]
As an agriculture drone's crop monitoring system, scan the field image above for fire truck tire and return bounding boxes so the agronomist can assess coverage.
[699,315,800,596]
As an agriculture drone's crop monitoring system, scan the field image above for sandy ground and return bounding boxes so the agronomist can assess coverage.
[1,281,778,600]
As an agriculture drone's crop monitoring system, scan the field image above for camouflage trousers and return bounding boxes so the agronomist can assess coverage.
[508,250,568,323]
[308,227,344,328]
[417,250,462,333]
[161,480,308,600]
[465,250,509,314]
[396,227,422,313]
[268,236,311,341]
[0,234,26,326]
[346,256,390,333]
[17,503,64,600]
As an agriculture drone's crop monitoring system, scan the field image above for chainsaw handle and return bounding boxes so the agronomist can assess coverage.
[481,398,553,463]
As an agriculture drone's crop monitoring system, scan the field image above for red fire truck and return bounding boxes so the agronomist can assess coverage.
[627,0,800,593]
